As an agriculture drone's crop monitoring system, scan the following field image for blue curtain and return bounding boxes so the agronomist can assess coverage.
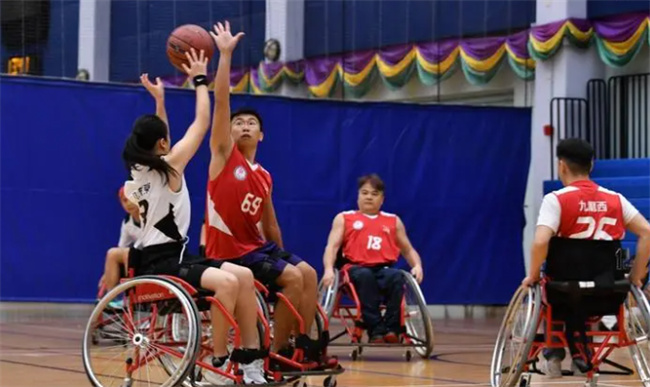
[0,76,531,304]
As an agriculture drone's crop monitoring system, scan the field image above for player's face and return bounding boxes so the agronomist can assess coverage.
[231,114,263,146]
[358,183,384,214]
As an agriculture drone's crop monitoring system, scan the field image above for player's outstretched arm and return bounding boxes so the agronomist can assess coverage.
[395,216,424,283]
[140,73,168,128]
[627,214,650,287]
[208,21,244,179]
[321,213,344,288]
[165,49,210,175]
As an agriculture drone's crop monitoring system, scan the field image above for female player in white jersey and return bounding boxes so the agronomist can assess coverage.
[121,44,266,384]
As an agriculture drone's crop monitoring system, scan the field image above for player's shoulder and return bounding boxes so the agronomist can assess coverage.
[549,186,580,197]
[341,210,357,217]
[380,211,397,218]
[596,185,624,199]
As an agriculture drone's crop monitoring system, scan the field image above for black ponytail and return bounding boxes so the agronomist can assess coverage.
[122,114,177,184]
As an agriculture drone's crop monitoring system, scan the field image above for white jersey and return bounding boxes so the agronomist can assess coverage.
[118,215,142,248]
[124,165,191,249]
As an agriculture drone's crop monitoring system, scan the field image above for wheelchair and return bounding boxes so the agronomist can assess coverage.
[253,280,344,387]
[84,266,343,387]
[491,237,650,387]
[317,253,434,361]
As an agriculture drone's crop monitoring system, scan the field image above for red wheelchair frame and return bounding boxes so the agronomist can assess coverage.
[323,265,434,361]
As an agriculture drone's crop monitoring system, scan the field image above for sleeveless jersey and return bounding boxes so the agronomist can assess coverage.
[537,180,639,240]
[205,146,272,259]
[342,210,401,266]
[118,215,141,248]
[124,164,191,249]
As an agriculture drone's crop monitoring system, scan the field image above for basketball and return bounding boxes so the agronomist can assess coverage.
[166,24,214,72]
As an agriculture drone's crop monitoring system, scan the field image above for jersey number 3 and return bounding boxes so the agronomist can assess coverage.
[241,193,263,216]
[570,216,617,240]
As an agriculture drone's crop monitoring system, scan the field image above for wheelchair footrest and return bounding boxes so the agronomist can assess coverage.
[277,364,345,378]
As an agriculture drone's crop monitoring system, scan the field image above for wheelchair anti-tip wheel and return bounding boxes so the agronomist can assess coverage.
[625,285,650,387]
[490,284,541,387]
[82,276,201,387]
[402,271,435,358]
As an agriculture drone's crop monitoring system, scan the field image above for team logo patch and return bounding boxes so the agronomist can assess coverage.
[353,220,364,230]
[234,166,247,181]
[382,226,390,234]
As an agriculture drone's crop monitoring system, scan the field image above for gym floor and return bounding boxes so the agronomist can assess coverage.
[0,303,642,387]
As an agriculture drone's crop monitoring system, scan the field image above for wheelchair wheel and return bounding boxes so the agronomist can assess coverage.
[82,276,201,387]
[625,285,650,387]
[402,271,434,358]
[490,284,541,387]
[318,269,339,319]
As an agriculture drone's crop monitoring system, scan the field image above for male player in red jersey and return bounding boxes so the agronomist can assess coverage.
[204,22,319,358]
[523,138,650,377]
[321,174,424,343]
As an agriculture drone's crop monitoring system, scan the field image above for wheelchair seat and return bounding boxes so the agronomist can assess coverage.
[544,237,629,318]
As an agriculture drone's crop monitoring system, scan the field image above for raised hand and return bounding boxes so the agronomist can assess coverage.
[210,21,245,54]
[140,73,165,100]
[181,48,208,78]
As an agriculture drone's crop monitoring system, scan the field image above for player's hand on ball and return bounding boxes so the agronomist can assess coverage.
[181,48,208,78]
[140,73,165,100]
[411,265,423,284]
[210,21,245,54]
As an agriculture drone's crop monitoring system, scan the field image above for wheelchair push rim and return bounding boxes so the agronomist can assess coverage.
[318,269,339,319]
[625,285,650,387]
[402,271,435,358]
[490,284,540,387]
[82,276,201,387]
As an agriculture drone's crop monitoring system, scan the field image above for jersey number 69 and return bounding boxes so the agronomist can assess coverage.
[241,193,263,216]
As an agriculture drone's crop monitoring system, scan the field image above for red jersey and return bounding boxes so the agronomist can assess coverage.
[205,146,272,259]
[342,210,401,266]
[537,180,638,241]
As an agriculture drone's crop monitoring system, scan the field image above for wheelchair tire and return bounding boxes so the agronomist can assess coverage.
[318,269,339,319]
[490,284,541,387]
[625,285,650,386]
[83,276,201,387]
[402,271,435,358]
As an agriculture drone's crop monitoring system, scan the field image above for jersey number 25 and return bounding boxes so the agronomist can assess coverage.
[570,216,617,240]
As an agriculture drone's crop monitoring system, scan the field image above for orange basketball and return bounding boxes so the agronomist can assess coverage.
[166,24,214,73]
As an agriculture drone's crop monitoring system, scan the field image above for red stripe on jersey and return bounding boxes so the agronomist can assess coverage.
[556,180,626,240]
[342,211,400,266]
[205,146,272,259]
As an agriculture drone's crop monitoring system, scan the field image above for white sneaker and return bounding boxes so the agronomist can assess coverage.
[542,358,562,378]
[202,356,234,385]
[241,359,267,384]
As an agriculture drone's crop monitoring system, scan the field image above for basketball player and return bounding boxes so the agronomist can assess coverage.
[321,174,424,343]
[122,47,266,384]
[523,138,650,378]
[98,187,141,292]
[204,22,320,360]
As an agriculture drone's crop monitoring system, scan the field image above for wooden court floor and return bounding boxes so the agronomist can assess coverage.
[0,303,644,387]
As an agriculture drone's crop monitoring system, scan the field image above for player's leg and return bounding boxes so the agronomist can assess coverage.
[219,262,260,349]
[103,247,129,290]
[191,265,240,360]
[287,257,318,334]
[273,263,303,350]
[375,267,405,343]
[348,266,384,342]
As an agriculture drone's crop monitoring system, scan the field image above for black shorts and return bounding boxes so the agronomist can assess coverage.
[129,241,223,290]
[229,241,304,289]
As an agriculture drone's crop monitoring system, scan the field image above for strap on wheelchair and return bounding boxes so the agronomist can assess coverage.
[295,332,329,361]
[230,348,269,364]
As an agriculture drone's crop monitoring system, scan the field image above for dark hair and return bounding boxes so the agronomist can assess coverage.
[122,114,177,184]
[231,107,264,132]
[557,138,594,175]
[358,174,385,193]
